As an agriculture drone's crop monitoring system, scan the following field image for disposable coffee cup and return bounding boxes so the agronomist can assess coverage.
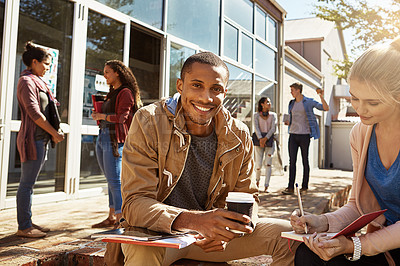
[225,192,255,233]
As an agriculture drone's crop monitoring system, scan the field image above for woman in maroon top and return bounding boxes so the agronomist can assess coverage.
[16,42,64,238]
[91,60,142,228]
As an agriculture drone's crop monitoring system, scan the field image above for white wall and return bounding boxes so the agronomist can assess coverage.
[331,121,355,170]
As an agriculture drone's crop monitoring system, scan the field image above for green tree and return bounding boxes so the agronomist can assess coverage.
[313,0,400,79]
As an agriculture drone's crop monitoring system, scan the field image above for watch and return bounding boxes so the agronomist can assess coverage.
[345,236,361,261]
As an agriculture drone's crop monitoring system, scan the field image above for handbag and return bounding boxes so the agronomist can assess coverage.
[252,132,274,147]
[47,93,61,148]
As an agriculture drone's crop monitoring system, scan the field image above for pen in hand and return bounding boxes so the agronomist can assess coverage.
[295,183,308,234]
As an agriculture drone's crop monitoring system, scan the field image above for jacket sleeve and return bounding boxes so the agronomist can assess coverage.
[324,124,363,231]
[121,108,184,233]
[266,112,277,139]
[17,77,43,122]
[234,130,258,194]
[253,113,262,139]
[311,98,324,111]
[108,88,134,124]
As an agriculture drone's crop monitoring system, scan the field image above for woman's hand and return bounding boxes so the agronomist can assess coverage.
[260,137,268,147]
[91,111,106,121]
[290,209,329,234]
[51,130,64,144]
[303,233,354,261]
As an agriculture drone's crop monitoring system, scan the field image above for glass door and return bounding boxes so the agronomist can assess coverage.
[73,1,130,194]
[1,0,73,209]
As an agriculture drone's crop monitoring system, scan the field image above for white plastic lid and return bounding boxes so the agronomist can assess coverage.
[225,192,255,203]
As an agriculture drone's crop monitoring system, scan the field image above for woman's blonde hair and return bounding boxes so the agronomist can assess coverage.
[348,36,400,104]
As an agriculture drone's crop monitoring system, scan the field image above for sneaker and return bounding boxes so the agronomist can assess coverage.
[282,188,294,195]
[16,227,46,238]
[32,223,50,232]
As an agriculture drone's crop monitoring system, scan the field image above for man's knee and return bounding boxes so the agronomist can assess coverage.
[121,243,166,266]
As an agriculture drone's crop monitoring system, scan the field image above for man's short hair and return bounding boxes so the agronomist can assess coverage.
[290,82,303,93]
[180,52,229,82]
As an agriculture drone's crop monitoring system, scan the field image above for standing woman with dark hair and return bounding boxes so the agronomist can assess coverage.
[91,60,142,228]
[16,41,64,238]
[253,97,277,192]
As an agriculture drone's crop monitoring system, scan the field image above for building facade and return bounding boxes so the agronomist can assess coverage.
[281,17,347,172]
[0,0,285,209]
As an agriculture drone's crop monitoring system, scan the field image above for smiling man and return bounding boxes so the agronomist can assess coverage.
[112,52,298,265]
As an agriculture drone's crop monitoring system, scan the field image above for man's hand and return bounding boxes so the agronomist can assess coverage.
[194,236,227,252]
[172,209,253,251]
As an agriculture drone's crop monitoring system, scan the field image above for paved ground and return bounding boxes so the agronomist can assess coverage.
[0,168,353,265]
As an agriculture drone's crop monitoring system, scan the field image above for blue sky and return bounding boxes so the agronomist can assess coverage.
[277,0,355,55]
[277,0,394,57]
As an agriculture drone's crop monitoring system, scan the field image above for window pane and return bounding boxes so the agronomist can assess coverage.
[224,0,253,33]
[7,133,68,197]
[79,135,106,190]
[268,17,277,47]
[96,0,163,29]
[8,0,73,197]
[82,10,124,126]
[130,27,161,105]
[169,43,196,96]
[168,0,220,54]
[241,33,253,68]
[224,63,252,129]
[255,75,275,110]
[12,0,73,123]
[255,41,275,80]
[255,6,266,40]
[224,22,238,61]
[0,0,4,70]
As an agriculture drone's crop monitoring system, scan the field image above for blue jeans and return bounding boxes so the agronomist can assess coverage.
[96,128,124,214]
[288,134,310,189]
[17,140,48,230]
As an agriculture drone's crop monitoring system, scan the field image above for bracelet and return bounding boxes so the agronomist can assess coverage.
[345,236,361,261]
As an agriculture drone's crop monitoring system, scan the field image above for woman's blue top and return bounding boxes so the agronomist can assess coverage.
[365,125,400,225]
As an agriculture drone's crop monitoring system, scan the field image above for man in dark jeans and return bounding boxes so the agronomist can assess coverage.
[282,83,329,195]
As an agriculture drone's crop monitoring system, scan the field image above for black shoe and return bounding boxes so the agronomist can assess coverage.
[282,188,294,195]
[300,188,308,194]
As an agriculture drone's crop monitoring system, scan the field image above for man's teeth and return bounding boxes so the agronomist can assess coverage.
[195,105,211,112]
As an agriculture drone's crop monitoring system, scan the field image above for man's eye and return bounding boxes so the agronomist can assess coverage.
[192,83,201,88]
[212,87,224,93]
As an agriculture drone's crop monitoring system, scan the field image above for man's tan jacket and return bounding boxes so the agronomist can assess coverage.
[121,94,258,233]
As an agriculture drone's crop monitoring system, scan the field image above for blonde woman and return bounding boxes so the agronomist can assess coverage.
[291,37,400,265]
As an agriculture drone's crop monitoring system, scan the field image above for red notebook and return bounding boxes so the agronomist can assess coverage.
[281,209,387,242]
[92,94,105,125]
[92,94,105,113]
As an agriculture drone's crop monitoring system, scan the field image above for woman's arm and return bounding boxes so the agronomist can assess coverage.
[108,89,135,124]
[253,113,263,139]
[34,116,64,143]
[265,112,277,139]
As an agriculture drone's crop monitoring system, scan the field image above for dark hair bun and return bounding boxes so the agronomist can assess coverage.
[25,41,35,51]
